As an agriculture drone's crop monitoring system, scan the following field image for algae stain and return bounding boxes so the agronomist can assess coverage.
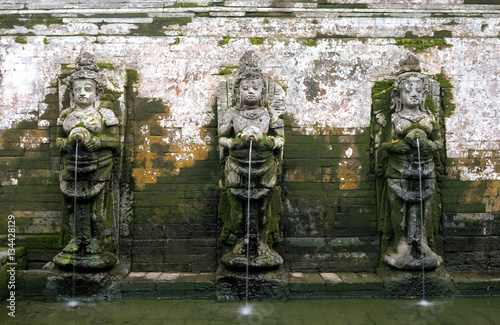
[250,38,264,45]
[394,31,452,53]
[15,36,27,44]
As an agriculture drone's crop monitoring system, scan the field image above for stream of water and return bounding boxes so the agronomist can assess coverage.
[241,139,253,315]
[69,139,79,307]
[416,138,428,307]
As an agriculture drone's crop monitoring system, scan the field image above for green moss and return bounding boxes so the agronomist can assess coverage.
[250,38,264,45]
[263,18,270,24]
[304,38,316,46]
[97,62,115,69]
[126,69,140,85]
[0,14,64,30]
[218,37,230,46]
[131,17,192,36]
[394,31,452,52]
[217,67,238,75]
[15,36,27,44]
[169,37,180,46]
[435,72,456,118]
[43,37,49,44]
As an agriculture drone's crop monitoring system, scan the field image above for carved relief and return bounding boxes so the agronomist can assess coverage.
[217,51,286,270]
[372,54,445,271]
[53,52,120,271]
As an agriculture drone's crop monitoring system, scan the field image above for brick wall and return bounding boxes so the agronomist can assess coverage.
[1,2,499,273]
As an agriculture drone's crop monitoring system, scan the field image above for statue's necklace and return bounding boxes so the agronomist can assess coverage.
[398,110,425,123]
[73,107,97,119]
[236,107,267,120]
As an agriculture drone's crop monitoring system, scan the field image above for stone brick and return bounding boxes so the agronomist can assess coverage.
[122,280,156,292]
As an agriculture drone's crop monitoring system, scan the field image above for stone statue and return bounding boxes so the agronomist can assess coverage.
[217,51,285,270]
[372,54,444,271]
[53,52,119,270]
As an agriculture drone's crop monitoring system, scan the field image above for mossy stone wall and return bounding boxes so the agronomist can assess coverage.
[0,1,499,273]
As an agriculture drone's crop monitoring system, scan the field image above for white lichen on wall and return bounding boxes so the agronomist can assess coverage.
[0,12,499,182]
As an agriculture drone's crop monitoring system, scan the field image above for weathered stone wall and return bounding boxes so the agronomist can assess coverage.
[0,1,499,272]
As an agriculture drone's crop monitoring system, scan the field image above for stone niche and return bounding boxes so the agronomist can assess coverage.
[0,1,499,300]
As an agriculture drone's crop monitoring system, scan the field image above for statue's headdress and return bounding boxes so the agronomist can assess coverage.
[392,53,429,113]
[397,52,421,74]
[67,52,106,91]
[234,51,266,106]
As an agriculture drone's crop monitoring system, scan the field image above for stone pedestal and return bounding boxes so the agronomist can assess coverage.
[376,265,454,298]
[215,265,288,301]
[53,251,118,272]
[45,264,127,301]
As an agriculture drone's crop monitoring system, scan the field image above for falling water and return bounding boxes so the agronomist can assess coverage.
[239,139,254,316]
[69,139,79,308]
[245,139,253,308]
[416,138,428,306]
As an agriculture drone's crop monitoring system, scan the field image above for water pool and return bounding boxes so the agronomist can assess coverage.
[1,297,499,324]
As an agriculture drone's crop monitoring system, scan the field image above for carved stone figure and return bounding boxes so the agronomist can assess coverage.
[53,52,119,270]
[217,51,285,270]
[372,54,444,271]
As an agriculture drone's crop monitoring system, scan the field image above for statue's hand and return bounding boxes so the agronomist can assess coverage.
[83,136,101,151]
[256,136,275,150]
[232,135,246,150]
[405,129,427,148]
[420,140,441,155]
[381,140,411,153]
[57,138,74,152]
[219,137,233,149]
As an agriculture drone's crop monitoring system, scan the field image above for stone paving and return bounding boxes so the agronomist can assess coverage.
[119,270,500,299]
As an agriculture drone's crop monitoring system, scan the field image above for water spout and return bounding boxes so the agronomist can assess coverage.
[416,138,427,304]
[245,139,253,306]
[71,138,79,304]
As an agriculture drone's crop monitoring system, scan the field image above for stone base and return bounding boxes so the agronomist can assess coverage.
[215,265,288,301]
[45,264,128,301]
[53,251,117,272]
[376,265,454,298]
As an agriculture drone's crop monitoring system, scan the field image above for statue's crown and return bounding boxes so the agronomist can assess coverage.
[75,52,99,72]
[69,52,105,87]
[398,53,421,74]
[239,51,261,74]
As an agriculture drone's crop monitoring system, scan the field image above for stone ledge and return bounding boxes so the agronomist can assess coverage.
[122,272,215,299]
[120,271,500,299]
[451,271,500,296]
[4,270,500,301]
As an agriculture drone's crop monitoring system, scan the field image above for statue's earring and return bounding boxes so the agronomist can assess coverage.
[69,92,75,109]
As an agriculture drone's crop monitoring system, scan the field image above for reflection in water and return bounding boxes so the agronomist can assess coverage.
[2,297,500,324]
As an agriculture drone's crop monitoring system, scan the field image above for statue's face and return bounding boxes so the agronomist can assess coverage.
[400,78,425,109]
[239,78,263,107]
[73,79,97,108]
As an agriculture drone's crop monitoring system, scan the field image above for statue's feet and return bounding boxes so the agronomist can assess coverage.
[86,238,103,254]
[420,242,443,269]
[62,239,80,253]
[221,239,283,270]
[383,239,413,270]
[254,240,283,268]
[383,240,442,271]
